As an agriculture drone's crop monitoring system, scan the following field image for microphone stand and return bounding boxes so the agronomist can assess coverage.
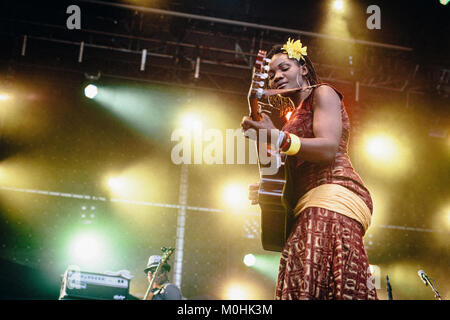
[386,275,393,300]
[421,275,442,300]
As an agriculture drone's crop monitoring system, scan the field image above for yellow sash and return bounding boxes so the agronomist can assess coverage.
[294,184,372,232]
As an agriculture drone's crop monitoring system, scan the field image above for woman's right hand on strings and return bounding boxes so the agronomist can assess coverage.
[248,182,260,205]
[241,113,280,144]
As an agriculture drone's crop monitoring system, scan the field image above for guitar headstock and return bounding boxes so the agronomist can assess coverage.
[160,247,175,265]
[248,50,271,121]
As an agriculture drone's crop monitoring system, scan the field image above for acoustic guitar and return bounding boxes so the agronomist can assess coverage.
[247,50,294,252]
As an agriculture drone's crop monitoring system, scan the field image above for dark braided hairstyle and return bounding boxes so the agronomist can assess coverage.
[266,43,321,116]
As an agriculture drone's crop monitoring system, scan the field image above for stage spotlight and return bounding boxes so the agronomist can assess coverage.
[358,130,411,176]
[68,231,107,268]
[107,176,131,195]
[333,0,344,12]
[223,184,248,210]
[180,114,203,131]
[442,205,450,229]
[224,283,252,300]
[243,254,256,267]
[440,0,449,5]
[107,177,122,190]
[447,211,450,229]
[365,134,398,162]
[0,93,11,101]
[84,84,98,99]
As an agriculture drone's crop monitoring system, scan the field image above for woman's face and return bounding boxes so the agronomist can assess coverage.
[268,53,308,91]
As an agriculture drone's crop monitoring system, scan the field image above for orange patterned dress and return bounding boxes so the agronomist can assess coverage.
[275,84,378,300]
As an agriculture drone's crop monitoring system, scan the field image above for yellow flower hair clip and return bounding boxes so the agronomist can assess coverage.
[281,38,307,62]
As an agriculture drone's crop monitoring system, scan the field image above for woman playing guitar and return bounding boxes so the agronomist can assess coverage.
[242,38,378,300]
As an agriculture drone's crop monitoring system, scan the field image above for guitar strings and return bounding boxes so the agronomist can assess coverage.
[258,84,322,115]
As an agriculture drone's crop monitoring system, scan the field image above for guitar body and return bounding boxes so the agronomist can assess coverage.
[247,51,294,252]
[258,156,294,252]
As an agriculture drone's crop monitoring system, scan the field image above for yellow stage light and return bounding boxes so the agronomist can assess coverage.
[107,176,128,192]
[0,93,11,101]
[333,0,344,12]
[106,174,140,200]
[179,114,203,131]
[223,184,248,211]
[320,0,351,48]
[353,123,413,177]
[437,204,450,230]
[447,210,450,229]
[366,134,398,161]
[223,283,253,300]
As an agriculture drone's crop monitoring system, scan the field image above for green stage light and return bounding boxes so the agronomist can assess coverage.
[68,230,108,269]
[252,254,280,281]
[92,85,178,139]
[440,0,449,5]
[84,84,98,99]
[243,254,256,267]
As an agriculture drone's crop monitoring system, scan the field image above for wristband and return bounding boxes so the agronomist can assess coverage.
[285,133,301,155]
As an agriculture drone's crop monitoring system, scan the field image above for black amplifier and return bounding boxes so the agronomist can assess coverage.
[59,267,131,300]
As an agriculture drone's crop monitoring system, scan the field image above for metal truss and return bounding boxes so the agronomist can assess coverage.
[2,0,447,97]
[2,185,448,235]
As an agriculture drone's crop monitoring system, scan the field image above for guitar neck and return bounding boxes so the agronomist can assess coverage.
[249,98,262,121]
[143,248,175,300]
[143,266,163,300]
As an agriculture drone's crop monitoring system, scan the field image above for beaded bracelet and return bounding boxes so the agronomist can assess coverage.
[280,131,291,151]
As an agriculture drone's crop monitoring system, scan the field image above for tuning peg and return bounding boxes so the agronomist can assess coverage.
[253,88,263,99]
[257,73,268,79]
[253,80,264,87]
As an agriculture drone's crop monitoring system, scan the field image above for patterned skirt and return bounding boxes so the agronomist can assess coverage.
[275,207,378,300]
